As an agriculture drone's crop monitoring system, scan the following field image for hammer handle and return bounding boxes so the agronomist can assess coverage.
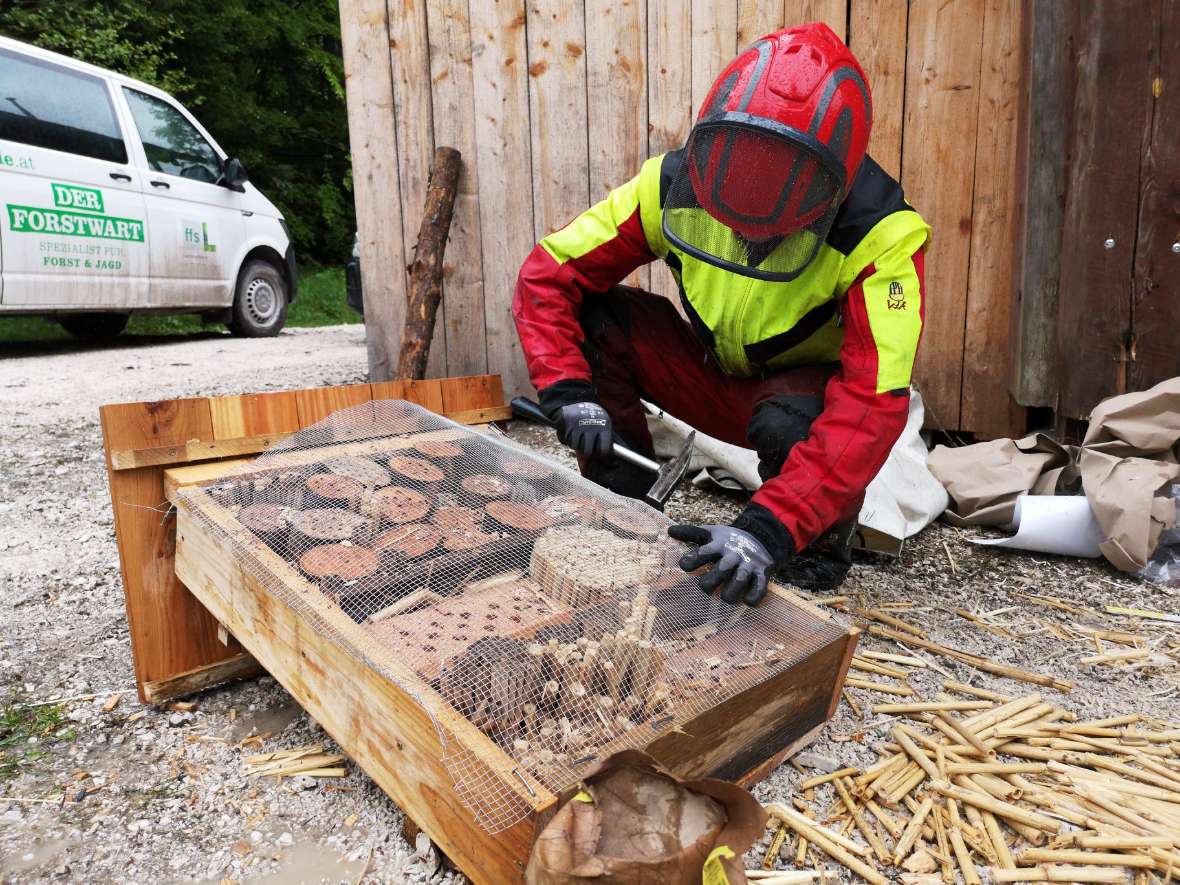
[509,397,660,474]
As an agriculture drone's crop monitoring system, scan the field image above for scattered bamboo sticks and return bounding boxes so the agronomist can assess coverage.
[242,744,347,779]
[759,681,1180,885]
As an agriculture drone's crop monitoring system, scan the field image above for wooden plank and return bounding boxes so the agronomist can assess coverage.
[848,0,907,178]
[389,0,447,379]
[428,0,489,377]
[174,497,546,883]
[738,0,785,47]
[1056,1,1153,417]
[401,378,446,413]
[1009,0,1071,407]
[142,653,265,704]
[526,0,590,235]
[439,374,506,414]
[469,0,535,400]
[294,383,373,426]
[586,0,649,289]
[110,432,292,470]
[690,0,738,118]
[961,0,1025,438]
[1129,2,1180,393]
[339,0,406,381]
[903,0,985,431]
[647,0,692,302]
[783,0,848,42]
[208,391,300,440]
[100,399,239,699]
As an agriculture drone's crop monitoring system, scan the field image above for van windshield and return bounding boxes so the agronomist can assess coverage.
[123,88,221,183]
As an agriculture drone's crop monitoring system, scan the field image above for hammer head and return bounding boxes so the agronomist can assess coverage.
[643,430,696,510]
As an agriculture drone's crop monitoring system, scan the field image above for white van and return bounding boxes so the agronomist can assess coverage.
[0,37,296,338]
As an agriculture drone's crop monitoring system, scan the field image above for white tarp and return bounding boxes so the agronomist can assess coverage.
[644,389,947,553]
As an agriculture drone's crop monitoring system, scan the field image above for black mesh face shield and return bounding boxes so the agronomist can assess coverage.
[662,117,845,282]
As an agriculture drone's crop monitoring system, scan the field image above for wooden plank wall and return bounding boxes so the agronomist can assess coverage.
[342,0,1026,435]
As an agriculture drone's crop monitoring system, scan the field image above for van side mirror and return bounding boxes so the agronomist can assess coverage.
[219,157,249,192]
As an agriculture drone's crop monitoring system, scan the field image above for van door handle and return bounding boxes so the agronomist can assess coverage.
[109,172,132,182]
[150,180,170,189]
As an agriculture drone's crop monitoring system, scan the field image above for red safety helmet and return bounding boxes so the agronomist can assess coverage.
[662,23,873,281]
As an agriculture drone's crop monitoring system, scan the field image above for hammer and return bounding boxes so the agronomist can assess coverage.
[510,397,696,510]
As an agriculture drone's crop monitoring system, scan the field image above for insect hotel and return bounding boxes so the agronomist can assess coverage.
[101,378,857,883]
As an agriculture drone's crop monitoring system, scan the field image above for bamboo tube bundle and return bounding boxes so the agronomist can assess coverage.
[529,526,663,607]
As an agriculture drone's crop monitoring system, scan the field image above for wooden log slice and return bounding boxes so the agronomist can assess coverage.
[440,525,501,552]
[370,486,432,524]
[429,505,483,532]
[325,456,390,487]
[413,438,464,460]
[387,454,445,488]
[537,495,603,527]
[237,503,290,549]
[500,457,550,481]
[603,507,663,541]
[306,473,363,509]
[458,473,512,506]
[373,523,441,559]
[298,543,379,581]
[486,500,557,534]
[287,508,370,557]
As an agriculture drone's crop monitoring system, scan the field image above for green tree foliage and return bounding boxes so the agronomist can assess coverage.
[1,0,354,263]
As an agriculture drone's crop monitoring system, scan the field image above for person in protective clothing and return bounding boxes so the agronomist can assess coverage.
[512,23,930,606]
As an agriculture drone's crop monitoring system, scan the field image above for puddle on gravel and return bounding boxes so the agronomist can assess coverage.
[224,841,366,885]
[0,835,75,876]
[225,700,302,743]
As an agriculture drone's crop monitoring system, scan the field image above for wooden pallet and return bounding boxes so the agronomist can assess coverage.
[100,375,509,703]
[174,483,858,883]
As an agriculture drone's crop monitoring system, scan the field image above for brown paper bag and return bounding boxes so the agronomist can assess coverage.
[525,750,766,885]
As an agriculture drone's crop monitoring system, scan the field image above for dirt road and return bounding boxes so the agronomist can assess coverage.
[1,325,1176,883]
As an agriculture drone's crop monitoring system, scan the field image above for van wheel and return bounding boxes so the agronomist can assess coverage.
[229,260,288,337]
[59,313,130,340]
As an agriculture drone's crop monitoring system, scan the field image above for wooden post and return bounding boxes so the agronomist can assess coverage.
[1009,0,1072,408]
[339,0,406,382]
[397,147,462,380]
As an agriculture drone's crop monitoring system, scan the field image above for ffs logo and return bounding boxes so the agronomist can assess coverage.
[887,280,906,310]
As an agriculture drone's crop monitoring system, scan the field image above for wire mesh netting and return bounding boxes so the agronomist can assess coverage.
[178,400,848,832]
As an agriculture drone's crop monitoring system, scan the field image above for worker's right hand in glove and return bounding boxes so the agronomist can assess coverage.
[668,523,780,606]
[555,401,613,458]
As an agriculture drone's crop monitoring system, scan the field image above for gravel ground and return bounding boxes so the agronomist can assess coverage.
[1,325,1177,883]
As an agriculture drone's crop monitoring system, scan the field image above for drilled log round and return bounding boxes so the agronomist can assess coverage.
[538,495,603,527]
[500,457,549,481]
[287,508,369,554]
[306,473,363,509]
[238,503,290,549]
[430,505,483,532]
[373,523,441,559]
[299,543,379,581]
[325,456,390,487]
[440,525,500,551]
[486,500,557,534]
[458,473,512,507]
[387,454,445,487]
[370,486,432,524]
[603,507,663,541]
[413,439,463,459]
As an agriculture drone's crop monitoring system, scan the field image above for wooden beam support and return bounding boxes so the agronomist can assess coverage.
[142,653,265,704]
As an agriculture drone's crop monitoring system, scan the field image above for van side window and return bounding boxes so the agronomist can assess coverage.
[0,48,127,163]
[123,88,221,184]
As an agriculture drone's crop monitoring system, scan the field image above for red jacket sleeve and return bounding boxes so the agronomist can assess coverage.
[512,173,656,392]
[750,248,927,551]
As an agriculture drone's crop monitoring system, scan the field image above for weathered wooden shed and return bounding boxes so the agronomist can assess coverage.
[339,0,1179,438]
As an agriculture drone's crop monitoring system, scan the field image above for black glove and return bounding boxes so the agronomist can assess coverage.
[556,401,613,458]
[668,524,777,605]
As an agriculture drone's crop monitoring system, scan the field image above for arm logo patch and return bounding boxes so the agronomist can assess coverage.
[887,280,907,310]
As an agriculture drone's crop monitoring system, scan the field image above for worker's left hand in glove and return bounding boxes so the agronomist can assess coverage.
[668,506,794,606]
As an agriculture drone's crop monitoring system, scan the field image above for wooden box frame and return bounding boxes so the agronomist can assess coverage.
[103,375,858,883]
